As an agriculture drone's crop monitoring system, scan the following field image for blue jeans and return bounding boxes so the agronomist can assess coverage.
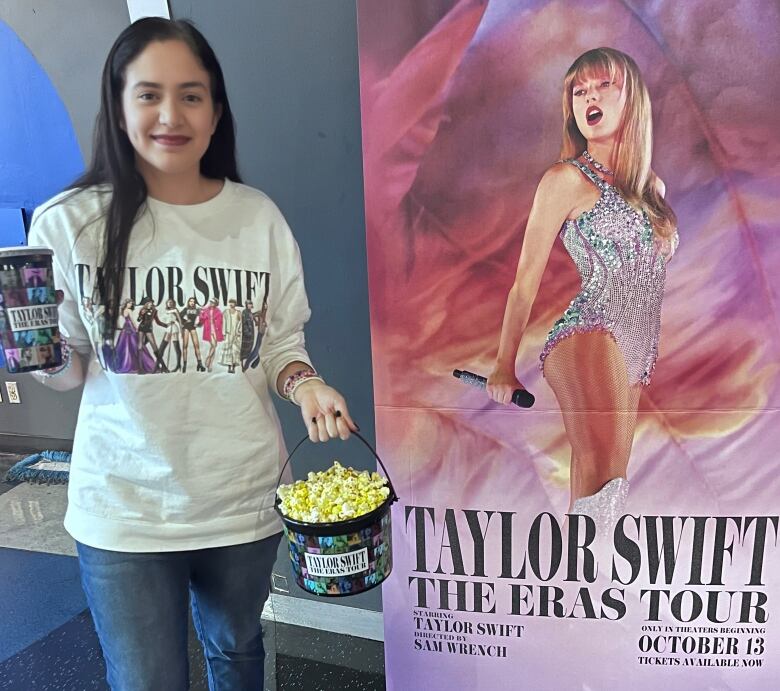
[77,533,282,691]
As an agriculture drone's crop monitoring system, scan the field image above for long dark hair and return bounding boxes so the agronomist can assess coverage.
[68,18,241,330]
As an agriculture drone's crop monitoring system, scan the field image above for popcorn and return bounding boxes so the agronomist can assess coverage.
[277,461,391,523]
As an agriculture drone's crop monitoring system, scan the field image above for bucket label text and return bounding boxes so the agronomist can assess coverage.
[305,547,369,577]
[6,305,58,332]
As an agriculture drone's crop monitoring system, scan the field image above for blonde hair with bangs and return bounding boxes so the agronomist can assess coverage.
[561,47,676,239]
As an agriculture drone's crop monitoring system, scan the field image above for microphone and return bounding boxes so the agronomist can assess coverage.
[453,369,535,408]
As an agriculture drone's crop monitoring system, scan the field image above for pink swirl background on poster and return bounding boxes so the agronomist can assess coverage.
[357,1,780,688]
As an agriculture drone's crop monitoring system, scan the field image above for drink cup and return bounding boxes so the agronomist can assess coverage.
[0,247,62,373]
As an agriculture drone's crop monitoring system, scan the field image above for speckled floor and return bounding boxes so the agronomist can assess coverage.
[0,453,386,690]
[0,453,25,497]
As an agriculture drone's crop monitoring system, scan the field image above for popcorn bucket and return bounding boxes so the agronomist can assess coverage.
[0,247,62,373]
[274,429,398,597]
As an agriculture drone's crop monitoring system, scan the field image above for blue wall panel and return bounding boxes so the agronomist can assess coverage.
[0,20,84,227]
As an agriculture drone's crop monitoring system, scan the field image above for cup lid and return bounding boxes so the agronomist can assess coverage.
[0,246,53,259]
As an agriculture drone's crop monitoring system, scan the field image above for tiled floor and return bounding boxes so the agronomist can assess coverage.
[0,453,385,690]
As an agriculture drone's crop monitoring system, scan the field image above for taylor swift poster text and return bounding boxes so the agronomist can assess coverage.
[356,1,780,689]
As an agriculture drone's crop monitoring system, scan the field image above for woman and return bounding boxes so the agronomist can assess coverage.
[487,48,678,532]
[240,298,256,365]
[244,297,269,371]
[199,295,223,371]
[82,294,114,369]
[28,18,356,691]
[180,296,205,372]
[219,297,242,373]
[112,297,155,374]
[136,297,166,372]
[156,297,183,372]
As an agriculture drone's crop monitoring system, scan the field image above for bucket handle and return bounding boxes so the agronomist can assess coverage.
[275,413,398,502]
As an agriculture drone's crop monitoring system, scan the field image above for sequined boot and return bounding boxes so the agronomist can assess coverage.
[570,478,629,538]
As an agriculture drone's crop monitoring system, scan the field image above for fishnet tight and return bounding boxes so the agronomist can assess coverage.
[543,331,642,509]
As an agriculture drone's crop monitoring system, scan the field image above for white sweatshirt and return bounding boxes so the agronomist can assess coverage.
[28,180,311,551]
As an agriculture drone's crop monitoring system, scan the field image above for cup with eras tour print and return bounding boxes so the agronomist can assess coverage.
[0,247,62,373]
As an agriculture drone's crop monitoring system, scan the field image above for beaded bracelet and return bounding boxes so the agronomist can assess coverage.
[283,366,324,405]
[33,340,72,379]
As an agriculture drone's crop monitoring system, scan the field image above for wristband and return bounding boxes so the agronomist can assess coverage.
[283,367,324,405]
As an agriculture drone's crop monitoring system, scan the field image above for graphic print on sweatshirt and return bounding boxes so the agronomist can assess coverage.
[75,262,271,375]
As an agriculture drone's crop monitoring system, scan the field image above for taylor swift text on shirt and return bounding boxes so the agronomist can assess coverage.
[75,263,269,307]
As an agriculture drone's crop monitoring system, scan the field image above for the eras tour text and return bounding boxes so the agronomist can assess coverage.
[405,508,776,622]
[404,508,777,663]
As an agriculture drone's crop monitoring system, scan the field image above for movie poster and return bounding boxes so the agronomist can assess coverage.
[356,1,780,689]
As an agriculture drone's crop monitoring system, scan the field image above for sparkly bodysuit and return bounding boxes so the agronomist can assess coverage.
[539,159,677,386]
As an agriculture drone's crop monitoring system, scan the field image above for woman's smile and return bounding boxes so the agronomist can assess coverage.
[150,134,192,147]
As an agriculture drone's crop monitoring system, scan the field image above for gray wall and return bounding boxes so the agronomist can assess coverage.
[167,0,377,610]
[167,0,375,455]
[1,1,380,610]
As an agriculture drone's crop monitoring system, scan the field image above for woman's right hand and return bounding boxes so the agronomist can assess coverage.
[486,366,524,405]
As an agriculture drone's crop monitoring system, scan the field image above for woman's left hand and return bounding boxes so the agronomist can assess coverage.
[294,381,359,442]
